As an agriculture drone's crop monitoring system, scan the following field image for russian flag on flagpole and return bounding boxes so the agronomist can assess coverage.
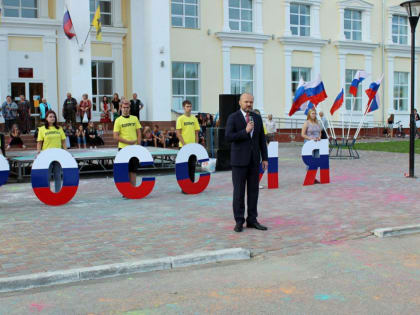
[301,101,315,115]
[304,75,328,105]
[365,75,383,106]
[63,10,76,39]
[367,94,380,113]
[349,71,368,97]
[330,88,344,115]
[289,78,310,116]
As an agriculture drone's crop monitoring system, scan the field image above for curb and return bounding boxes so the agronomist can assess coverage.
[372,224,420,238]
[0,248,250,293]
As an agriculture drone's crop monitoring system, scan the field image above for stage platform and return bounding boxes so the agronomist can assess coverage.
[7,147,180,181]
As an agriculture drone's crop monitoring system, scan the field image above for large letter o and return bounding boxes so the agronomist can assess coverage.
[0,155,10,186]
[113,145,155,199]
[31,149,79,206]
[175,143,210,194]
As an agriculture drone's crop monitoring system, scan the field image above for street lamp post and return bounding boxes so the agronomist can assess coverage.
[401,1,420,178]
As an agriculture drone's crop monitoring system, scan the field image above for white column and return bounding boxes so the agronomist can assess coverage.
[363,10,372,42]
[339,8,345,41]
[254,0,263,33]
[255,47,264,112]
[284,1,291,37]
[284,49,292,114]
[338,53,346,92]
[313,50,321,77]
[63,0,92,103]
[387,55,394,114]
[39,0,49,18]
[56,0,65,21]
[311,4,321,39]
[0,34,8,110]
[223,0,230,32]
[43,35,58,115]
[113,0,123,27]
[387,13,394,45]
[112,42,124,97]
[142,0,171,121]
[222,45,231,93]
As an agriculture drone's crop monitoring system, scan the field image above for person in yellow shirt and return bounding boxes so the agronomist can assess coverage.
[113,99,142,188]
[36,110,66,192]
[176,100,200,186]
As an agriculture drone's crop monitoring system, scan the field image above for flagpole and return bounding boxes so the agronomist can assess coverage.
[354,101,373,139]
[341,106,345,139]
[346,97,355,139]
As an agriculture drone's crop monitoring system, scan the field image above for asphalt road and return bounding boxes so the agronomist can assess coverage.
[1,234,420,314]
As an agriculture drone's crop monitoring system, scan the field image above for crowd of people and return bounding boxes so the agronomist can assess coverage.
[1,93,280,152]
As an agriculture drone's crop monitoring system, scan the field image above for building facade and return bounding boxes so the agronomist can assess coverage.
[0,0,418,126]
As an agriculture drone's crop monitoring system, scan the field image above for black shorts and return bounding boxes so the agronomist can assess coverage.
[118,148,139,172]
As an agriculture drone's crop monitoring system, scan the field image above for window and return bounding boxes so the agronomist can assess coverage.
[229,0,252,32]
[345,69,362,111]
[394,72,409,112]
[231,64,253,94]
[290,3,310,36]
[291,67,311,97]
[92,61,113,112]
[392,15,408,45]
[172,62,200,111]
[171,0,199,29]
[90,0,112,26]
[3,0,38,18]
[344,9,362,41]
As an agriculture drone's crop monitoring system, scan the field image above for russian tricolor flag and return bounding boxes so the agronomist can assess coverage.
[349,71,368,97]
[365,76,383,105]
[304,75,328,105]
[289,76,327,116]
[63,10,76,40]
[366,94,380,113]
[289,78,310,117]
[330,88,344,115]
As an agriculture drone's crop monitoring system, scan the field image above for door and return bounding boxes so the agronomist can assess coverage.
[29,83,43,128]
[11,82,25,103]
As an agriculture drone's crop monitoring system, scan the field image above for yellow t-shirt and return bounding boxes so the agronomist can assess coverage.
[176,114,200,147]
[113,115,142,148]
[263,123,267,135]
[37,126,66,150]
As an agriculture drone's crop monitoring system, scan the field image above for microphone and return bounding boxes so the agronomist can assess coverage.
[249,115,254,123]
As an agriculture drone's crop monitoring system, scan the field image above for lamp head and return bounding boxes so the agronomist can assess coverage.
[401,1,420,17]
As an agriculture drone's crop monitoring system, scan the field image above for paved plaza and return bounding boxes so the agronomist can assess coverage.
[0,145,420,280]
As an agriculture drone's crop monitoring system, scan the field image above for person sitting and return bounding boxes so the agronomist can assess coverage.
[6,124,26,150]
[162,130,169,148]
[97,124,105,144]
[63,123,77,148]
[167,127,179,148]
[76,125,87,149]
[86,121,104,149]
[152,124,165,147]
[387,114,394,138]
[141,126,154,147]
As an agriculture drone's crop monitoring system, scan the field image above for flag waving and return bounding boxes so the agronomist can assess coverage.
[365,75,383,107]
[288,75,327,116]
[289,78,309,116]
[367,94,380,113]
[330,88,344,115]
[349,70,368,97]
[92,5,102,40]
[63,10,76,39]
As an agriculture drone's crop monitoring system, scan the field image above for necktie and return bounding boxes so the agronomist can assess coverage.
[246,112,249,123]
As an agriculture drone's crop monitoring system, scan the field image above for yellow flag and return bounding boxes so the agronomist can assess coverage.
[92,5,102,40]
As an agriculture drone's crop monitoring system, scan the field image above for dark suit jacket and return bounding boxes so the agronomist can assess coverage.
[225,110,268,167]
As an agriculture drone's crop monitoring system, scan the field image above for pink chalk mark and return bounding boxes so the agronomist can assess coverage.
[386,194,407,202]
[29,303,47,312]
[265,216,302,226]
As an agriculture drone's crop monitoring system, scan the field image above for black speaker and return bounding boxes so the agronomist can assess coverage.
[219,94,240,128]
[216,149,232,171]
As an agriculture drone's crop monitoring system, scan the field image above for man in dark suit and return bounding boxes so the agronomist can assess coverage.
[226,93,268,232]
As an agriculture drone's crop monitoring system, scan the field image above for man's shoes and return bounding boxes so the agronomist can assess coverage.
[246,221,268,230]
[234,223,243,232]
